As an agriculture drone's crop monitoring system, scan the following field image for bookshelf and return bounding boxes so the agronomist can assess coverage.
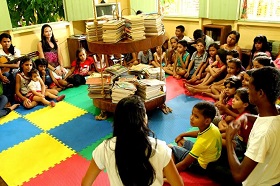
[67,36,90,63]
[202,24,232,45]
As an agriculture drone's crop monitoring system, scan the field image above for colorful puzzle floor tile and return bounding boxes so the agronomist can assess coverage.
[0,78,219,186]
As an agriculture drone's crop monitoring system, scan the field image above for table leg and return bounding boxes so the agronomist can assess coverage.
[159,103,172,114]
[95,110,108,120]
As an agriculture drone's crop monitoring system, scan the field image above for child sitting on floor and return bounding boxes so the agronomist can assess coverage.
[34,58,65,92]
[198,49,227,86]
[64,48,94,87]
[215,76,242,132]
[164,40,190,79]
[137,50,153,64]
[186,58,242,100]
[151,46,167,67]
[186,43,219,85]
[222,88,257,158]
[28,69,65,107]
[184,39,208,80]
[171,101,222,174]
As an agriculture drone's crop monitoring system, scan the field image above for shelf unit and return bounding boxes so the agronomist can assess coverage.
[67,37,90,63]
[202,24,232,45]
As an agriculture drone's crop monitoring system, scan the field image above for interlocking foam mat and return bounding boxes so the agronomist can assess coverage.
[0,76,219,186]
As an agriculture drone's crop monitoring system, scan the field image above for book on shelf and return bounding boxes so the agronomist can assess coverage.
[114,81,137,91]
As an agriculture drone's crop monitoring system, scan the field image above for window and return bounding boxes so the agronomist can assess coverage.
[241,0,280,21]
[161,0,199,17]
[7,0,65,28]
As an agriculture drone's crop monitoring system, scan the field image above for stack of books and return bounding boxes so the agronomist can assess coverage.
[123,15,146,40]
[143,14,164,36]
[86,75,112,99]
[143,67,165,80]
[129,63,152,75]
[102,20,125,43]
[85,21,105,42]
[117,74,138,83]
[136,79,165,102]
[105,63,128,78]
[111,81,137,103]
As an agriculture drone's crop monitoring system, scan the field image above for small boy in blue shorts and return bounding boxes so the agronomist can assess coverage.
[171,101,222,174]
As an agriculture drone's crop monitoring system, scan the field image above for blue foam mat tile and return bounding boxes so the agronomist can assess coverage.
[15,104,45,115]
[166,95,205,118]
[48,113,113,152]
[0,118,42,152]
[148,113,191,144]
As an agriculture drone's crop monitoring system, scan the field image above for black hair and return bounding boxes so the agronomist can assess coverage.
[250,67,280,104]
[176,25,185,32]
[251,35,271,59]
[227,50,239,58]
[227,30,240,43]
[75,47,87,69]
[112,95,156,185]
[0,33,15,55]
[136,10,143,15]
[235,88,258,114]
[193,101,216,121]
[19,56,33,72]
[227,58,242,73]
[196,38,206,47]
[224,75,242,89]
[217,49,228,64]
[208,43,219,50]
[34,58,48,69]
[40,24,58,52]
[193,29,204,40]
[252,55,275,67]
[178,40,188,48]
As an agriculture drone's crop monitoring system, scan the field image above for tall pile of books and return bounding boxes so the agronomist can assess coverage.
[136,79,165,102]
[102,20,125,43]
[111,81,137,103]
[85,20,105,42]
[143,67,165,80]
[123,15,146,40]
[86,75,112,99]
[105,63,128,78]
[143,14,164,36]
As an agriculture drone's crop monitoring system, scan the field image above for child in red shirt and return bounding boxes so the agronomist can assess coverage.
[64,48,94,86]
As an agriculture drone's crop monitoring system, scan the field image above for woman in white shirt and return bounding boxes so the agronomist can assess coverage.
[82,95,183,186]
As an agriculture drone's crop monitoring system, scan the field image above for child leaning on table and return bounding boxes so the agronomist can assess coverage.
[170,101,222,174]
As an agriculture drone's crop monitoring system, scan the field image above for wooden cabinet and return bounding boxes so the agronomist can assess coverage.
[67,37,90,63]
[202,24,232,45]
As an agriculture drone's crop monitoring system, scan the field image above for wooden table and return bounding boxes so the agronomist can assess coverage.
[87,35,171,120]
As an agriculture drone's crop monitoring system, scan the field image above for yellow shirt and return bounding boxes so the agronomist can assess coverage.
[189,123,222,169]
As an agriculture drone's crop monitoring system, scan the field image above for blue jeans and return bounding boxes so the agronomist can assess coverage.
[172,140,206,174]
[0,95,10,118]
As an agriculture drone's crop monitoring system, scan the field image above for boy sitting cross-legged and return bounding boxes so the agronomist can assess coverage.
[170,101,222,174]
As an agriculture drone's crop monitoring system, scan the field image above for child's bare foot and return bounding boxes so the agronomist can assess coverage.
[8,104,20,111]
[56,95,65,102]
[187,87,196,95]
[50,101,56,107]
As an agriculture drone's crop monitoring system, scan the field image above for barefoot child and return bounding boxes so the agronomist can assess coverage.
[184,39,208,80]
[151,46,167,67]
[164,40,190,79]
[28,69,65,107]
